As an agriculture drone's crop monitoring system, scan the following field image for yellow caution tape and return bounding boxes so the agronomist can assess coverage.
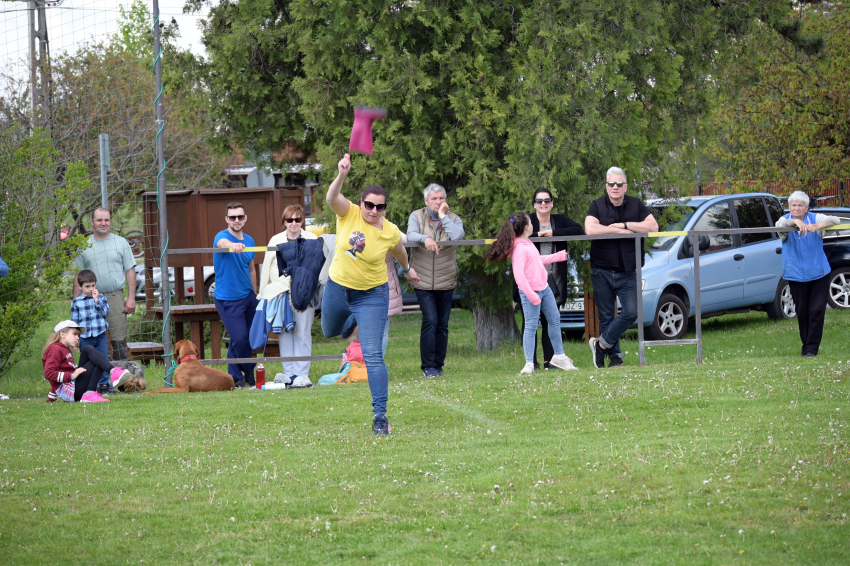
[648,231,688,237]
[484,239,496,245]
[230,246,270,252]
[825,224,850,231]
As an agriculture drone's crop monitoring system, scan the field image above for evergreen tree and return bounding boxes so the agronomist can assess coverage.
[174,0,792,350]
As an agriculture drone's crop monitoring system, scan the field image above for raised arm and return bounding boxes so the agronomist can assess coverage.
[325,153,353,218]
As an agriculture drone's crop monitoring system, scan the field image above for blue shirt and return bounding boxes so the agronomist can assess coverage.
[213,230,256,300]
[71,293,110,338]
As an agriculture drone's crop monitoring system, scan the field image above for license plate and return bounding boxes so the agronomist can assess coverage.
[562,301,584,311]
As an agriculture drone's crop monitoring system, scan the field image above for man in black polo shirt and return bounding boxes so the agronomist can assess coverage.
[585,167,658,368]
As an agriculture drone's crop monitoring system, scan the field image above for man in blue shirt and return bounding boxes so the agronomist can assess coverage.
[214,202,257,387]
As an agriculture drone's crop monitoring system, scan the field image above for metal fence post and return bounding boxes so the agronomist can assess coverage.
[635,236,645,366]
[693,235,703,364]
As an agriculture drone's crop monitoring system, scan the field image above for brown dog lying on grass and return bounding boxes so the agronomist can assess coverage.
[145,340,235,394]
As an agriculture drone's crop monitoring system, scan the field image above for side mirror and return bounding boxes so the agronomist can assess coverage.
[682,235,711,258]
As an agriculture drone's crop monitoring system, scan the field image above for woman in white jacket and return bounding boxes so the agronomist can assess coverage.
[258,205,317,387]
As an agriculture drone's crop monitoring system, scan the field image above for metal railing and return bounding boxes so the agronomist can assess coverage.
[166,224,849,366]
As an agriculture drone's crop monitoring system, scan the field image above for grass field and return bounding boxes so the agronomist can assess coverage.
[1,303,848,564]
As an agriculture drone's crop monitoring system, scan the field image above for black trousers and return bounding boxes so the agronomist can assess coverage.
[74,345,114,401]
[414,289,453,370]
[788,274,830,356]
[519,308,555,366]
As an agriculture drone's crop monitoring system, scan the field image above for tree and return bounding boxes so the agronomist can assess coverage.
[0,0,226,238]
[708,2,850,192]
[176,0,793,350]
[0,126,89,380]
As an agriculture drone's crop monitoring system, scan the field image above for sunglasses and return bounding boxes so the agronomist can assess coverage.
[227,215,246,221]
[534,198,553,204]
[284,217,303,224]
[362,200,387,212]
[606,182,626,188]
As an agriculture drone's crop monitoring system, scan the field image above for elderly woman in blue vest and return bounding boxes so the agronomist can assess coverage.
[775,191,840,357]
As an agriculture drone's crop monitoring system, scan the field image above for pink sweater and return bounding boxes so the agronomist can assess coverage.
[510,238,567,305]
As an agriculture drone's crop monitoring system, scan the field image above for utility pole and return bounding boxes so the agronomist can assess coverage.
[99,134,110,208]
[152,0,172,360]
[28,1,37,127]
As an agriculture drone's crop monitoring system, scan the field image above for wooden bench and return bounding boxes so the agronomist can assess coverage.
[222,336,280,357]
[128,342,165,365]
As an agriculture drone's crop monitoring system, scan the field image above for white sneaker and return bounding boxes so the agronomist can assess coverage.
[519,362,535,375]
[549,354,578,371]
[274,373,292,385]
[290,375,313,388]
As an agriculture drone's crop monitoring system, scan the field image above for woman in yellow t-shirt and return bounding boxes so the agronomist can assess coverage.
[322,153,420,435]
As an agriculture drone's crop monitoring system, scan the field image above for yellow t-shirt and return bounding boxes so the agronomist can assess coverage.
[329,201,402,290]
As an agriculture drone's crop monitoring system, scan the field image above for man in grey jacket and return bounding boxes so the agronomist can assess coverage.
[407,183,465,377]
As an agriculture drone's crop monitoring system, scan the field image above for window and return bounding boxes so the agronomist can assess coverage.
[765,198,785,224]
[692,202,733,253]
[734,198,772,245]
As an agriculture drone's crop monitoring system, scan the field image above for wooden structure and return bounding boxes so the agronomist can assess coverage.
[141,187,305,308]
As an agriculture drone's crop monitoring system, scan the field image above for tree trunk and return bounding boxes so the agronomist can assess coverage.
[469,272,521,351]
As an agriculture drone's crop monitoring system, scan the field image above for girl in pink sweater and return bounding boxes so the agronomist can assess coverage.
[485,213,577,374]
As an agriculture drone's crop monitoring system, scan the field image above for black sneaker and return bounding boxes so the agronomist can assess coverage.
[433,368,444,377]
[589,338,606,369]
[373,414,391,435]
[608,356,623,367]
[97,384,117,395]
[422,368,438,378]
[543,362,553,370]
[533,361,541,371]
[233,379,250,388]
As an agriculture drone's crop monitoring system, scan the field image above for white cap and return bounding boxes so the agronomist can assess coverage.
[54,320,86,334]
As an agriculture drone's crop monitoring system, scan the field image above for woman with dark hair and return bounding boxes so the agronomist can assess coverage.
[322,153,419,434]
[485,212,577,374]
[513,189,584,369]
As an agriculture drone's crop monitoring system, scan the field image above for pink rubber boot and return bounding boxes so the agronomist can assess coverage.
[349,106,387,155]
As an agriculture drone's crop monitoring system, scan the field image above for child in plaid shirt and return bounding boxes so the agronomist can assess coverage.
[71,270,111,389]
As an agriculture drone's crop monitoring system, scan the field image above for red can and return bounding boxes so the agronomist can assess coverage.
[256,363,265,389]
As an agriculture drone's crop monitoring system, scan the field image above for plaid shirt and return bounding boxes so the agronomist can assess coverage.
[70,293,110,338]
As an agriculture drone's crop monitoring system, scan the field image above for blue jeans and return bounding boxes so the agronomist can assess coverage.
[322,279,389,416]
[590,268,639,359]
[215,293,257,384]
[518,286,564,363]
[81,332,110,386]
[414,289,453,371]
[381,316,391,356]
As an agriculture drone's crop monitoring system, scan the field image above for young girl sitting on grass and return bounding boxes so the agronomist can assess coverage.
[484,212,577,375]
[43,320,131,403]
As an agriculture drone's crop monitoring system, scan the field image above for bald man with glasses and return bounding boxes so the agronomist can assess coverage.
[585,167,658,369]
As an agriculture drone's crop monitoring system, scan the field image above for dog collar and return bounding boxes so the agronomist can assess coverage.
[179,354,198,363]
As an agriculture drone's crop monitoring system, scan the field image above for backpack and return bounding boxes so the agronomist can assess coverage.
[317,341,368,385]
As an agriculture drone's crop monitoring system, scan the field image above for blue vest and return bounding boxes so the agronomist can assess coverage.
[781,212,831,282]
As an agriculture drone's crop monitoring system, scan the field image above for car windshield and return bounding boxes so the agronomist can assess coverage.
[649,205,698,250]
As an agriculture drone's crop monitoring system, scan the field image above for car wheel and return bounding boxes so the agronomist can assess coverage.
[766,278,795,320]
[827,267,850,309]
[204,275,216,301]
[647,293,688,341]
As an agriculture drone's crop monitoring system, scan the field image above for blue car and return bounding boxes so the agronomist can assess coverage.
[559,193,795,340]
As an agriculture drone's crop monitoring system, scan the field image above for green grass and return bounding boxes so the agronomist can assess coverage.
[1,305,849,564]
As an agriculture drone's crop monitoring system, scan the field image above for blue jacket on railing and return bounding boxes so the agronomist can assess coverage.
[779,212,831,283]
[275,238,325,311]
[250,294,295,350]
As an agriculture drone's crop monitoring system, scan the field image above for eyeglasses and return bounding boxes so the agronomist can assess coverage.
[362,200,387,212]
[606,182,626,188]
[534,198,553,204]
[284,217,303,224]
[227,215,246,221]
